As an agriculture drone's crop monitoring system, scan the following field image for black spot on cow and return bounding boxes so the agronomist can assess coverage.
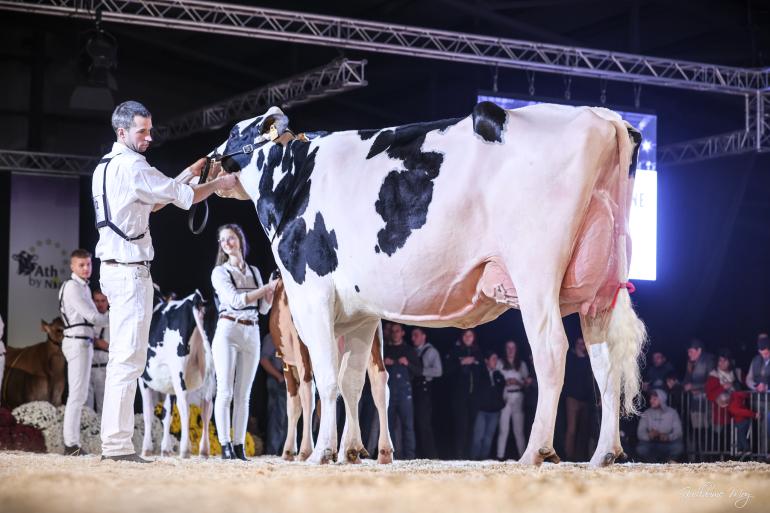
[472,101,506,143]
[179,372,187,392]
[256,141,318,237]
[366,118,460,256]
[627,127,642,178]
[256,149,265,170]
[355,285,360,292]
[220,117,263,173]
[176,337,189,357]
[156,405,167,421]
[358,129,379,141]
[278,212,339,284]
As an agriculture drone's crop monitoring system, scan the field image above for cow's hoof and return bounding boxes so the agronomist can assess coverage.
[283,450,295,462]
[180,449,191,459]
[160,450,174,458]
[591,449,627,467]
[359,448,370,459]
[309,448,336,464]
[538,447,560,464]
[378,448,394,464]
[141,449,154,458]
[345,448,362,464]
[298,451,311,461]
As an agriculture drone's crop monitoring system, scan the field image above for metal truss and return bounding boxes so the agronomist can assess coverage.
[0,0,766,95]
[154,58,367,142]
[660,92,770,165]
[0,149,98,177]
[1,0,769,163]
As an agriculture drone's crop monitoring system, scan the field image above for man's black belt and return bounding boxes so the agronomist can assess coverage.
[102,259,150,267]
[91,363,108,368]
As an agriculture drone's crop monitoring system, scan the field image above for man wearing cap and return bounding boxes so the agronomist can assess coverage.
[94,100,238,463]
[636,389,684,463]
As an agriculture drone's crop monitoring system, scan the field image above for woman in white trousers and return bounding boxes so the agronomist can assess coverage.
[496,340,531,460]
[211,224,275,460]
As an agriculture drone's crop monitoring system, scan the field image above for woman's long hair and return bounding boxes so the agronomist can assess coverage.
[215,223,249,266]
[502,340,521,371]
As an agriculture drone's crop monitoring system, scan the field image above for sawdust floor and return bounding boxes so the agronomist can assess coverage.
[1,451,768,513]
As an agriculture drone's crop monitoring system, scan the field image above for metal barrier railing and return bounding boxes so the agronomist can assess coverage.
[677,390,768,461]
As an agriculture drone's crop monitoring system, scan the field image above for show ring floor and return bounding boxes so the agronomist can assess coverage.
[1,452,768,513]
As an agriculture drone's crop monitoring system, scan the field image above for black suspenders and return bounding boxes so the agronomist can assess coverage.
[59,280,94,340]
[94,154,146,241]
[218,265,261,313]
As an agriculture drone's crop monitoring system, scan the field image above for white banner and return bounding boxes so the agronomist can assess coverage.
[7,174,80,348]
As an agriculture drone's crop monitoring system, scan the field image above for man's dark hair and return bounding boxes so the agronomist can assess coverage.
[484,349,498,361]
[111,100,151,134]
[70,249,92,260]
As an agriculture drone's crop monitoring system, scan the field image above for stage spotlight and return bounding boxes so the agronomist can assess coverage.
[69,9,118,112]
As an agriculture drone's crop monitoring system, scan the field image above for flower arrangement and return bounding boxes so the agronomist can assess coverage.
[155,402,262,457]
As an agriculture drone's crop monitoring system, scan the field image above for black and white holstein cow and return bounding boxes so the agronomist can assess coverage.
[210,102,646,466]
[138,290,215,458]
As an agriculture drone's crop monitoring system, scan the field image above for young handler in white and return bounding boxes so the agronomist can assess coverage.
[59,249,109,456]
[211,224,275,460]
[94,100,238,463]
[87,290,110,414]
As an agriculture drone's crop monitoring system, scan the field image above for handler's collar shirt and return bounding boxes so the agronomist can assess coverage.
[60,273,109,340]
[93,142,194,263]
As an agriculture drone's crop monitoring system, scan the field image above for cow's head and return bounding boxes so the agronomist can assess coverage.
[211,106,321,242]
[42,317,65,346]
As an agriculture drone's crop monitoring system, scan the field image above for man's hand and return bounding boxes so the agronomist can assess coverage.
[507,378,521,386]
[94,339,109,351]
[216,173,238,191]
[398,356,409,366]
[188,158,207,177]
[460,356,476,365]
[757,383,768,393]
[683,383,692,392]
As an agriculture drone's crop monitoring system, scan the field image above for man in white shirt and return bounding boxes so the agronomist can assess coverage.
[94,100,238,462]
[59,249,110,456]
[88,289,110,414]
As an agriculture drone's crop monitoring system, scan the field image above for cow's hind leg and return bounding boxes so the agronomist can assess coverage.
[517,293,568,466]
[338,321,378,464]
[139,380,156,457]
[282,366,301,461]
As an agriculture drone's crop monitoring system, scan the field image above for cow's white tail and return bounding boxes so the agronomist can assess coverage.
[582,290,646,416]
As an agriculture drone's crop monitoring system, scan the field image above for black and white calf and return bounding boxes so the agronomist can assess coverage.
[138,290,216,458]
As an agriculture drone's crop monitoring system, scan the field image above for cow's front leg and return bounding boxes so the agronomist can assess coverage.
[338,323,376,464]
[199,397,213,458]
[583,336,624,467]
[294,308,339,464]
[368,325,393,464]
[160,395,175,457]
[175,389,192,459]
[139,380,156,457]
[518,296,567,466]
